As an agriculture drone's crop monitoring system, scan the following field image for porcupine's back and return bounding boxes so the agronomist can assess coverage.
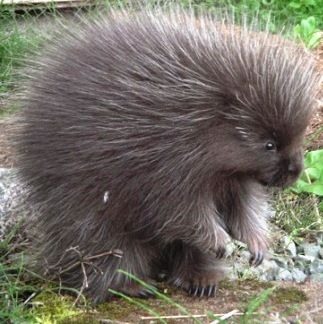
[13,9,318,276]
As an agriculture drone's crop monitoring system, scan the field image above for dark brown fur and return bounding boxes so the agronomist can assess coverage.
[13,9,318,303]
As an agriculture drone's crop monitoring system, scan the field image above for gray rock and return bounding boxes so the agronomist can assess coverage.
[309,260,323,274]
[291,268,307,282]
[310,272,323,283]
[297,254,316,263]
[240,250,251,262]
[283,236,297,257]
[302,243,320,258]
[0,168,25,237]
[225,240,236,257]
[293,259,306,272]
[316,232,323,245]
[276,268,293,281]
[270,255,290,269]
[280,270,293,281]
[259,259,280,281]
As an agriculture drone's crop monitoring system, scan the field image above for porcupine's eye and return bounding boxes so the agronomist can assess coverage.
[265,141,276,151]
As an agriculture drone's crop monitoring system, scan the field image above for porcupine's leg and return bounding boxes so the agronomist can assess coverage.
[161,197,230,297]
[166,241,226,297]
[57,238,159,303]
[227,179,269,267]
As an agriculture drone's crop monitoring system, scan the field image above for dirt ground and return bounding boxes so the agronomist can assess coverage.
[0,36,322,324]
[98,281,323,323]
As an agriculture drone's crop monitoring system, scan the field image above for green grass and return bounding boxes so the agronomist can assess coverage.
[185,0,323,30]
[0,9,44,94]
[274,192,322,241]
[0,225,87,323]
[0,225,38,322]
[274,149,323,241]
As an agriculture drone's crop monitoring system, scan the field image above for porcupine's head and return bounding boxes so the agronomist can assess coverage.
[200,24,319,188]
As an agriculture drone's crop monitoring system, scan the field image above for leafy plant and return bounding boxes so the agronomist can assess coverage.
[290,149,323,211]
[293,16,322,48]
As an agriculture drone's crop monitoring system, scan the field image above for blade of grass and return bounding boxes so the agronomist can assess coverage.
[241,287,275,323]
[117,269,203,324]
[108,289,167,324]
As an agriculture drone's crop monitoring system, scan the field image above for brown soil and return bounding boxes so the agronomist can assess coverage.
[98,280,323,323]
[0,33,322,324]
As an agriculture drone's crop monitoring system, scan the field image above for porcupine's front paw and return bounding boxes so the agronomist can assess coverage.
[166,242,226,298]
[170,267,225,298]
[207,228,231,259]
[247,234,269,267]
[209,245,227,259]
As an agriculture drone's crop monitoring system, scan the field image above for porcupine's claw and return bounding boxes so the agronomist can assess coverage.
[171,274,219,298]
[249,251,264,267]
[138,283,159,298]
[206,284,218,297]
[210,246,226,259]
[188,284,218,298]
[139,287,157,298]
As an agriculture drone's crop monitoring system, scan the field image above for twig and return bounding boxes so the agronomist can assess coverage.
[45,245,82,273]
[210,309,240,324]
[87,249,123,260]
[140,310,244,321]
[49,247,122,276]
[48,246,123,305]
[100,320,131,324]
[24,292,36,305]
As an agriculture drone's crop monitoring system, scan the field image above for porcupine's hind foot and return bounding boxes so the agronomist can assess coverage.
[113,281,157,298]
[91,274,158,303]
[166,242,225,297]
[57,240,160,304]
[104,242,159,301]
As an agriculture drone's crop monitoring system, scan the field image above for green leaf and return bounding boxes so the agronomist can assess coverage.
[297,183,323,196]
[307,32,321,49]
[288,2,301,9]
[305,150,323,169]
[293,17,321,49]
[300,19,313,34]
[306,168,322,181]
[289,150,323,197]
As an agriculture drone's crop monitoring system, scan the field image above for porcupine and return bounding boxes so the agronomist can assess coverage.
[13,8,319,303]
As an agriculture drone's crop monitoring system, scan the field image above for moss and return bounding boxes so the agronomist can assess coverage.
[94,292,182,320]
[221,278,273,293]
[30,291,84,323]
[95,299,142,320]
[272,287,308,304]
[221,278,307,318]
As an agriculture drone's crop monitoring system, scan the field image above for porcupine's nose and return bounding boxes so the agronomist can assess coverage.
[287,157,304,179]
